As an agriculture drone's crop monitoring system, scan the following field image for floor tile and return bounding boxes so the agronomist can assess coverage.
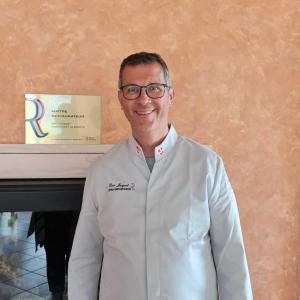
[32,267,47,277]
[5,272,47,291]
[0,282,23,299]
[2,240,34,254]
[28,282,50,298]
[0,252,33,277]
[8,252,33,265]
[17,233,35,244]
[19,247,45,258]
[20,257,46,272]
[12,229,33,241]
[0,265,29,283]
[6,291,45,299]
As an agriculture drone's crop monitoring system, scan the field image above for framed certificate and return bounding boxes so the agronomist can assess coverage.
[25,94,101,144]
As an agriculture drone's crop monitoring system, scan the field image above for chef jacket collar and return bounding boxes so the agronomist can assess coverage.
[128,124,178,162]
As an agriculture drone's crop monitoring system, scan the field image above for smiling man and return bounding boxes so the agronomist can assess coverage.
[68,52,253,300]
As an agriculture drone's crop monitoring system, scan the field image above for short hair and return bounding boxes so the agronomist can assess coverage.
[118,52,171,88]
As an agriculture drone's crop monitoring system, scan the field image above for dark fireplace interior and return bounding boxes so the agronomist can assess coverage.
[0,178,85,212]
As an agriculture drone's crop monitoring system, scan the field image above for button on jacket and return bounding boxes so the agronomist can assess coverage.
[68,125,253,300]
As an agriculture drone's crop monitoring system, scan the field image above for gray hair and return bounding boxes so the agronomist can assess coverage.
[118,52,171,88]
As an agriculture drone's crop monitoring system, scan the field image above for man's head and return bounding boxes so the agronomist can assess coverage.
[118,52,174,139]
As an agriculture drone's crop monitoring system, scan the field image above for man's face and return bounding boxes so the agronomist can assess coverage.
[118,63,174,136]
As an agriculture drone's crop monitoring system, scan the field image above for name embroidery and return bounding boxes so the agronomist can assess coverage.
[108,182,135,192]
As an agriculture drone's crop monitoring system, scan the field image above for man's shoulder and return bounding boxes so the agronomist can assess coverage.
[176,135,225,173]
[178,135,219,160]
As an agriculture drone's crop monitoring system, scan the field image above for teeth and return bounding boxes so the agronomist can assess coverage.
[136,111,152,115]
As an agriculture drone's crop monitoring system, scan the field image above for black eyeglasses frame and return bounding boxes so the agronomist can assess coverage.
[119,83,170,100]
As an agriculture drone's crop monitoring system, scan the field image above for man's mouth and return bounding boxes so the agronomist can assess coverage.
[135,110,154,116]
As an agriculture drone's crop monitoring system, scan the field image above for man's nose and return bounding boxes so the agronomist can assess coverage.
[137,88,151,105]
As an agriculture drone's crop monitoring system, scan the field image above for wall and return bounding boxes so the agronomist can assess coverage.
[1,0,299,298]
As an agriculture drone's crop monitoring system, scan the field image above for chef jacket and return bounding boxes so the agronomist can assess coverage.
[68,125,253,300]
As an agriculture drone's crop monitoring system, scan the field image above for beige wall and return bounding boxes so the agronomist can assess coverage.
[1,1,299,298]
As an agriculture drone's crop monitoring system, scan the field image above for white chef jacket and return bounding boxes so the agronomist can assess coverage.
[68,125,252,300]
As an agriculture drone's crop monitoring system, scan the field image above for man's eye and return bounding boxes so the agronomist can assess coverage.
[148,85,162,92]
[126,86,139,93]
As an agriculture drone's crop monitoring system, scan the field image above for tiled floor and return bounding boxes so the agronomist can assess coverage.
[0,212,67,300]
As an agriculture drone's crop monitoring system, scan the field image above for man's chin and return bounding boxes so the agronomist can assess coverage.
[132,121,155,133]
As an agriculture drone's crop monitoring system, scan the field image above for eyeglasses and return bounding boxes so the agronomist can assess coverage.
[120,83,170,100]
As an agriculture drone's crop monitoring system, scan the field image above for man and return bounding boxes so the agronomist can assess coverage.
[68,52,253,299]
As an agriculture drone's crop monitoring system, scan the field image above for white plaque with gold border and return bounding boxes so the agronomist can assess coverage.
[25,94,101,144]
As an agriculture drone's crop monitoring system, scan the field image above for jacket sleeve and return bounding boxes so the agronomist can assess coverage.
[209,157,253,300]
[68,165,104,300]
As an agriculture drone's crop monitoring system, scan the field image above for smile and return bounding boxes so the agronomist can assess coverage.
[135,110,154,116]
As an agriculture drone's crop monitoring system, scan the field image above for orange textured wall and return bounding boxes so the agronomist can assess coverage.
[1,1,299,299]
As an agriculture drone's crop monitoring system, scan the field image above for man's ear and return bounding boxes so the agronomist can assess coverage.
[118,90,124,109]
[169,88,175,104]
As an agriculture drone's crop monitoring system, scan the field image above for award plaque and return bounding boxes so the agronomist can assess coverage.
[25,94,101,144]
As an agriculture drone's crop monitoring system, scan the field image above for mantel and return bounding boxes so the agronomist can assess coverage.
[0,144,113,179]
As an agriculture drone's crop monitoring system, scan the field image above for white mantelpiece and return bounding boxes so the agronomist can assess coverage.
[0,144,113,179]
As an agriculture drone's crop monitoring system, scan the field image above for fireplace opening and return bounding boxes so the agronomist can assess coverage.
[0,178,85,298]
[0,178,85,212]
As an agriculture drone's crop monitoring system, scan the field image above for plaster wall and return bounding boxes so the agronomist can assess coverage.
[0,1,299,299]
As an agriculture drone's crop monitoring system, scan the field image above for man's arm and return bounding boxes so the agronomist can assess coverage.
[68,166,104,300]
[209,157,253,300]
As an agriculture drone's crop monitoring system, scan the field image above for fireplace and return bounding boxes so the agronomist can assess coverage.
[0,144,112,212]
